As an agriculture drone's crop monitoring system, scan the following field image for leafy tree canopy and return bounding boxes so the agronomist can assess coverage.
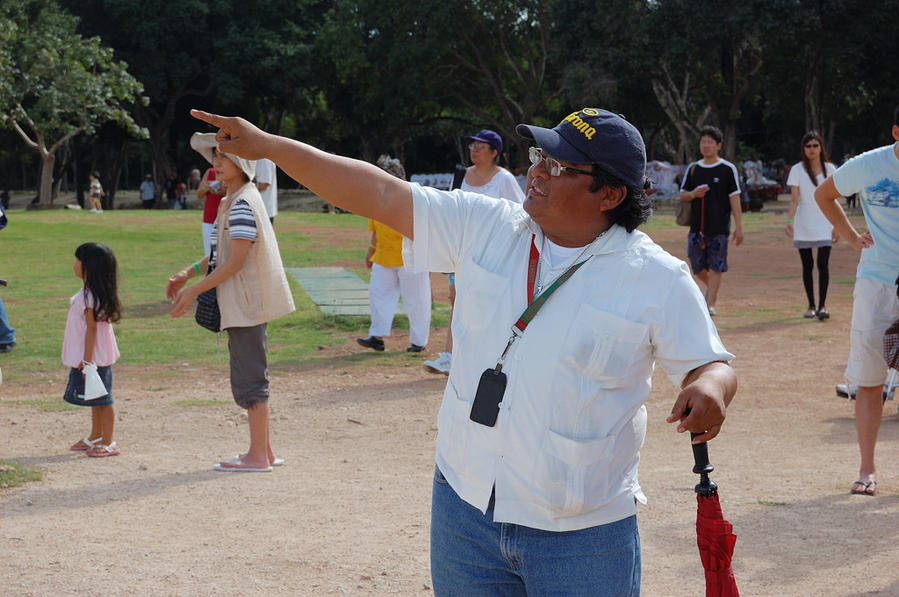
[0,0,145,204]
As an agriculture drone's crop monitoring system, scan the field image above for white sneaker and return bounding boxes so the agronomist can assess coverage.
[424,352,452,375]
[836,383,894,401]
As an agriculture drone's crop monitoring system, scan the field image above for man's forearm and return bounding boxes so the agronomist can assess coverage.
[729,195,742,228]
[267,136,413,237]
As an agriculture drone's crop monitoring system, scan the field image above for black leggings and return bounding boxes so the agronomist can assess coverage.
[799,246,831,309]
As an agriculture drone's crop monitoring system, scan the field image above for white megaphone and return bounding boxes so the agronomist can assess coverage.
[81,362,108,401]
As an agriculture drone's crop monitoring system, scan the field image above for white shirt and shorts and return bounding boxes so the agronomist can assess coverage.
[402,183,732,532]
[833,143,899,386]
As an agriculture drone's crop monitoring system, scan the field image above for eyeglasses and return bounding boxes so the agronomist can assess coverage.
[804,143,820,148]
[468,142,491,150]
[528,147,594,177]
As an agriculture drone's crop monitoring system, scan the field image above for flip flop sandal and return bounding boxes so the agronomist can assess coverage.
[214,456,272,473]
[235,454,284,467]
[850,478,876,495]
[70,437,101,451]
[87,442,120,458]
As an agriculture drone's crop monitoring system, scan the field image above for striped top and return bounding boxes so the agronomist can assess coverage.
[209,198,257,266]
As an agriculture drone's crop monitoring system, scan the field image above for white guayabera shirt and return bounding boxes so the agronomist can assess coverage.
[404,184,733,532]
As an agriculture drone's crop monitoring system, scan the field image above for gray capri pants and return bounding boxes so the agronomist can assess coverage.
[226,323,269,409]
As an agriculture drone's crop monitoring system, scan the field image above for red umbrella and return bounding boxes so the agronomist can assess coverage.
[691,436,739,597]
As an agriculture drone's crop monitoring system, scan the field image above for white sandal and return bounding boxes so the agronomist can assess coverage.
[86,441,120,458]
[70,437,101,451]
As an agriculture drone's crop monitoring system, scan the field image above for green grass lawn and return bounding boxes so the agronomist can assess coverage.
[0,208,448,381]
[0,204,857,382]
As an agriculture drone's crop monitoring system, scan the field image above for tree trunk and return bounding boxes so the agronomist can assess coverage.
[804,50,824,134]
[650,69,710,164]
[134,94,188,208]
[149,132,171,207]
[51,141,71,202]
[722,121,738,163]
[105,137,128,209]
[38,153,55,205]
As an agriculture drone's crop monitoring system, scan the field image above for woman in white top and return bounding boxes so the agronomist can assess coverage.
[423,129,525,375]
[459,129,526,203]
[785,131,838,319]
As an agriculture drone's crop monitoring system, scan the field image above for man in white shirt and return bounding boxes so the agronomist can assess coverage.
[255,157,278,223]
[139,174,156,209]
[191,106,738,597]
[815,106,899,497]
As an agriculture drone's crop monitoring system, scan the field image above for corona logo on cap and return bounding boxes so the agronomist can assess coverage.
[562,111,597,140]
[581,108,600,116]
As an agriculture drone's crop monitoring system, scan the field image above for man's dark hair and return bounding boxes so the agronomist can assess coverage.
[893,105,899,127]
[699,125,724,144]
[589,165,651,233]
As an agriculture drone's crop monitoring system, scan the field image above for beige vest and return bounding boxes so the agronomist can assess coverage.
[215,182,295,328]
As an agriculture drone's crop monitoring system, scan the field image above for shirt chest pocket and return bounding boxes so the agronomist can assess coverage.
[454,258,511,335]
[561,304,650,384]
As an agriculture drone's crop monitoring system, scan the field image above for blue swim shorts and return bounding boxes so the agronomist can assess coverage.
[687,233,729,274]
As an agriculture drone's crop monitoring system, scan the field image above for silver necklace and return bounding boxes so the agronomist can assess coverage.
[535,232,604,295]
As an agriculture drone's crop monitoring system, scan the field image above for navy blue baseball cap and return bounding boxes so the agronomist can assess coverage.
[516,108,646,188]
[466,129,503,153]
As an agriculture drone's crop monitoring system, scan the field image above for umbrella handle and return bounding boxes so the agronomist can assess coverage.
[690,434,718,496]
[690,433,714,475]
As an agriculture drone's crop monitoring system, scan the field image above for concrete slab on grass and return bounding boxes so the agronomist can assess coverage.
[286,266,404,317]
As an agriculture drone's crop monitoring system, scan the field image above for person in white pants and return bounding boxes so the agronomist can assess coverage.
[357,156,431,352]
[362,262,431,351]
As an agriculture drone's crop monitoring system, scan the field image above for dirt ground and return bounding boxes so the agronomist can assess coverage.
[3,200,899,597]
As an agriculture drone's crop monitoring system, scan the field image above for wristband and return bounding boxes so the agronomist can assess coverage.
[193,262,202,276]
[689,191,695,199]
[786,219,793,224]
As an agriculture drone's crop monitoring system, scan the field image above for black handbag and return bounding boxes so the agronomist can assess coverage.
[675,164,697,227]
[195,245,220,332]
[195,286,220,332]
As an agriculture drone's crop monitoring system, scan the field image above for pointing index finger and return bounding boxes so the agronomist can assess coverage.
[190,109,222,127]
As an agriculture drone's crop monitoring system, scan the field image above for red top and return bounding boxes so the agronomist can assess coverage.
[201,168,224,224]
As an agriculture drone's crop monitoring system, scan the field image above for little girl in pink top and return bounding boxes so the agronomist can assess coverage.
[63,243,122,457]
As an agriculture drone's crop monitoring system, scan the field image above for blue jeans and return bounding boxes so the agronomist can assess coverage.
[0,297,15,344]
[430,466,641,597]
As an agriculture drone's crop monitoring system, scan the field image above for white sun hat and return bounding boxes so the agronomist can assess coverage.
[190,132,256,181]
